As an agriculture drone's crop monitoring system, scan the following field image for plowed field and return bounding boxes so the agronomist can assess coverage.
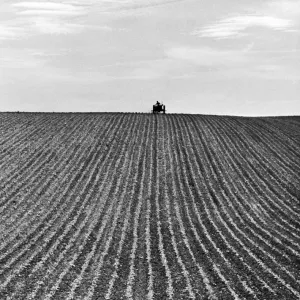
[0,112,299,300]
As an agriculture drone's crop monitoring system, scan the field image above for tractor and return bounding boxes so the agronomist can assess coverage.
[152,101,166,114]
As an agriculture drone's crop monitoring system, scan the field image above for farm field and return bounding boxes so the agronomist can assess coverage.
[0,112,299,300]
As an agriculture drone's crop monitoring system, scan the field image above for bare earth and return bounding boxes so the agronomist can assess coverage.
[0,112,299,299]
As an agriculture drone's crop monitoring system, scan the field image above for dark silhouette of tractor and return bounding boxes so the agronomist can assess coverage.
[152,101,166,114]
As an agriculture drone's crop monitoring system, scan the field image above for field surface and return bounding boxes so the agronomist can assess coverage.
[0,112,299,300]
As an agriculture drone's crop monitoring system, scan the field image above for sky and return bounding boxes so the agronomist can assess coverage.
[0,0,299,115]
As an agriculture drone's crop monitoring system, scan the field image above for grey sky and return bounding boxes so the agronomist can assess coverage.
[0,0,299,115]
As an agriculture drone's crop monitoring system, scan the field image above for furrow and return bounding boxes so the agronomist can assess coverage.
[0,114,78,215]
[165,115,217,299]
[62,114,142,299]
[0,114,63,190]
[0,115,86,237]
[0,115,125,295]
[0,113,53,170]
[211,117,300,252]
[219,117,300,240]
[42,116,138,300]
[125,118,151,300]
[153,115,174,299]
[224,117,300,213]
[203,116,300,266]
[175,115,261,298]
[180,114,277,298]
[99,116,150,300]
[235,117,300,179]
[255,118,300,160]
[20,114,128,299]
[83,115,148,300]
[143,118,155,300]
[0,114,112,257]
[185,114,300,297]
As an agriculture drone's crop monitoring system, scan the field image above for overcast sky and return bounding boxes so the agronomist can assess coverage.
[0,0,299,115]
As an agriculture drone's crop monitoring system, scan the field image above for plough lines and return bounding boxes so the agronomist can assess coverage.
[0,113,299,299]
